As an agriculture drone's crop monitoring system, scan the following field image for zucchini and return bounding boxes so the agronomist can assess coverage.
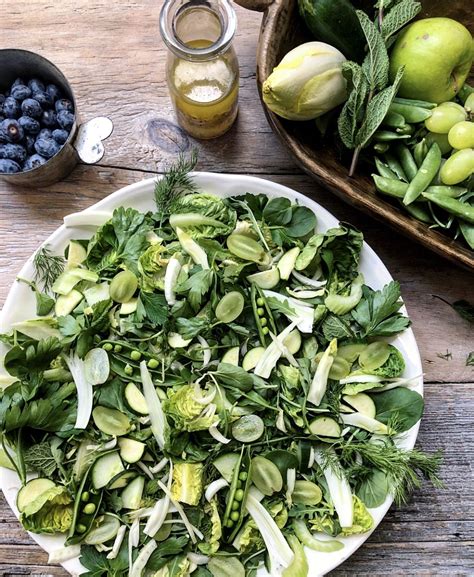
[92,406,131,436]
[213,452,240,482]
[298,0,366,62]
[84,514,120,545]
[343,393,376,418]
[222,346,240,366]
[277,247,300,280]
[283,329,302,355]
[125,382,149,415]
[247,267,280,289]
[121,476,145,509]
[232,414,264,442]
[67,240,87,268]
[118,437,146,464]
[308,416,341,438]
[120,298,138,316]
[16,478,56,513]
[55,289,83,317]
[92,452,124,489]
[242,347,265,372]
[108,470,137,490]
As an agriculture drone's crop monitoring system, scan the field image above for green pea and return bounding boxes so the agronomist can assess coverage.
[256,298,264,307]
[262,327,269,335]
[114,344,123,353]
[236,480,243,489]
[234,489,244,501]
[102,343,113,352]
[231,501,240,511]
[76,524,87,534]
[226,519,234,528]
[124,364,133,376]
[83,503,96,515]
[230,511,240,521]
[215,291,245,323]
[260,317,267,327]
[239,471,248,481]
[147,358,159,369]
[257,307,265,316]
[81,491,90,502]
[130,350,141,361]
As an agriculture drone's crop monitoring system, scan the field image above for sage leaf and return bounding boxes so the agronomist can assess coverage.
[338,62,370,149]
[381,0,422,42]
[357,10,390,91]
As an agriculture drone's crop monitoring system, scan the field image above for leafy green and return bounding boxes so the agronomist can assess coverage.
[467,352,474,367]
[4,337,63,378]
[164,384,215,432]
[286,206,317,238]
[20,484,73,534]
[139,292,168,326]
[357,468,390,508]
[33,245,65,293]
[263,197,293,225]
[138,243,167,292]
[357,10,389,92]
[154,149,198,218]
[80,544,128,577]
[23,439,63,477]
[373,388,424,432]
[339,496,373,536]
[372,345,405,378]
[175,317,209,339]
[17,278,55,316]
[351,281,410,337]
[176,268,214,310]
[381,0,422,42]
[147,536,189,570]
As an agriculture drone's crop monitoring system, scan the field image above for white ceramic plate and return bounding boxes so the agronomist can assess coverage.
[0,173,423,576]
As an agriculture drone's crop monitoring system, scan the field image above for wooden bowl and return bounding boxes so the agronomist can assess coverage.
[235,0,474,270]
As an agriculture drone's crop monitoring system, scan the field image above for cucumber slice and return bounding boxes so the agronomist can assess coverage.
[121,476,145,509]
[118,438,146,464]
[67,240,87,268]
[125,382,149,415]
[277,247,300,280]
[92,452,124,489]
[222,346,240,366]
[120,298,138,316]
[55,289,83,317]
[108,470,137,490]
[52,267,99,295]
[0,447,16,470]
[84,514,120,545]
[342,393,376,418]
[242,347,265,372]
[232,414,264,442]
[308,416,341,438]
[83,282,110,306]
[213,452,240,482]
[16,478,56,513]
[247,267,280,289]
[92,406,131,436]
[283,329,302,354]
[168,332,193,348]
[84,348,110,385]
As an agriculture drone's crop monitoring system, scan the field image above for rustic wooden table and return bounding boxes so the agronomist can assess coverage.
[0,1,473,575]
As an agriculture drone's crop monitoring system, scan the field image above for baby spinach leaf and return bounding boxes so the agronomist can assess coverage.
[286,206,317,238]
[176,317,209,339]
[373,388,424,432]
[146,536,189,570]
[357,468,390,508]
[213,363,255,391]
[263,197,293,225]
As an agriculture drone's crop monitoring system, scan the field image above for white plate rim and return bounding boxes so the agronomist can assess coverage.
[0,172,423,576]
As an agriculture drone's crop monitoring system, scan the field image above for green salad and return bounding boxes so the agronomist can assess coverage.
[0,156,442,577]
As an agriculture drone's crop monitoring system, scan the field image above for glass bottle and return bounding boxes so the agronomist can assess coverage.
[159,0,239,139]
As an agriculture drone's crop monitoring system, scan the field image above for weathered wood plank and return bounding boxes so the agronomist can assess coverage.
[1,168,472,384]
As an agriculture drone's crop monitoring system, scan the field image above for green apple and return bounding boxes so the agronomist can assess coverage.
[389,18,473,103]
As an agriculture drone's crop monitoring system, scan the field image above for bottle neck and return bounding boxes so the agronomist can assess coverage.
[160,0,236,61]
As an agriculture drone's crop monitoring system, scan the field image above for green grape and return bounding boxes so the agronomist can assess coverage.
[464,93,474,114]
[440,148,474,185]
[425,132,452,155]
[448,121,474,149]
[425,102,467,134]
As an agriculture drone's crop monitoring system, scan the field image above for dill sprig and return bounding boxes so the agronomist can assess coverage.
[33,244,65,293]
[323,440,444,506]
[154,149,198,217]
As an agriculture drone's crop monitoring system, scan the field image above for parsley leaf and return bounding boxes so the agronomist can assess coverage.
[175,317,209,340]
[146,536,189,570]
[139,292,169,326]
[351,281,410,337]
[4,337,63,378]
[176,268,214,310]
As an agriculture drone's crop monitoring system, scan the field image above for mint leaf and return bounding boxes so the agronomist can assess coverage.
[139,292,168,326]
[338,61,370,149]
[381,0,421,42]
[357,10,389,91]
[24,441,58,477]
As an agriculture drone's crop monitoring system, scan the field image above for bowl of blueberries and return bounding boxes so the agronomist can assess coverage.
[0,49,113,186]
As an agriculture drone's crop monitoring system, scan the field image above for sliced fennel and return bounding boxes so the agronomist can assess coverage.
[129,539,157,577]
[63,352,93,429]
[341,412,390,435]
[63,210,113,228]
[292,519,343,552]
[176,227,209,269]
[164,256,182,306]
[140,362,167,450]
[254,322,297,378]
[263,290,314,333]
[325,274,364,315]
[307,339,337,407]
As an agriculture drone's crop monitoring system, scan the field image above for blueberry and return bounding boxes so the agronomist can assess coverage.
[24,154,47,171]
[0,143,27,163]
[19,115,41,135]
[41,109,57,128]
[11,84,32,101]
[34,90,54,108]
[3,96,20,118]
[52,128,69,144]
[12,78,26,88]
[57,110,74,130]
[0,158,21,173]
[0,119,24,143]
[21,98,42,119]
[45,84,61,101]
[34,137,60,159]
[55,98,74,113]
[25,135,36,154]
[28,78,45,94]
[38,128,52,139]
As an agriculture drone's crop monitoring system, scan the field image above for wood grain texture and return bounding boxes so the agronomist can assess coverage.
[0,0,473,575]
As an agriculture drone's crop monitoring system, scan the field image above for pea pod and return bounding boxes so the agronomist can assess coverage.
[394,143,417,181]
[393,97,437,110]
[389,102,432,123]
[67,461,103,545]
[373,142,389,154]
[383,152,407,181]
[459,221,474,249]
[373,130,410,142]
[413,138,428,168]
[403,143,441,205]
[421,193,474,225]
[374,158,397,180]
[402,201,432,224]
[223,447,252,542]
[372,175,406,199]
[382,110,406,129]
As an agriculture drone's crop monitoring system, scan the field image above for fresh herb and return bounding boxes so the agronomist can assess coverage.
[436,350,453,361]
[33,245,65,293]
[154,149,198,218]
[17,278,55,316]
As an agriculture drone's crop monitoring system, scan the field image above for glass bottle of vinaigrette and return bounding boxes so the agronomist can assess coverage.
[159,0,239,139]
